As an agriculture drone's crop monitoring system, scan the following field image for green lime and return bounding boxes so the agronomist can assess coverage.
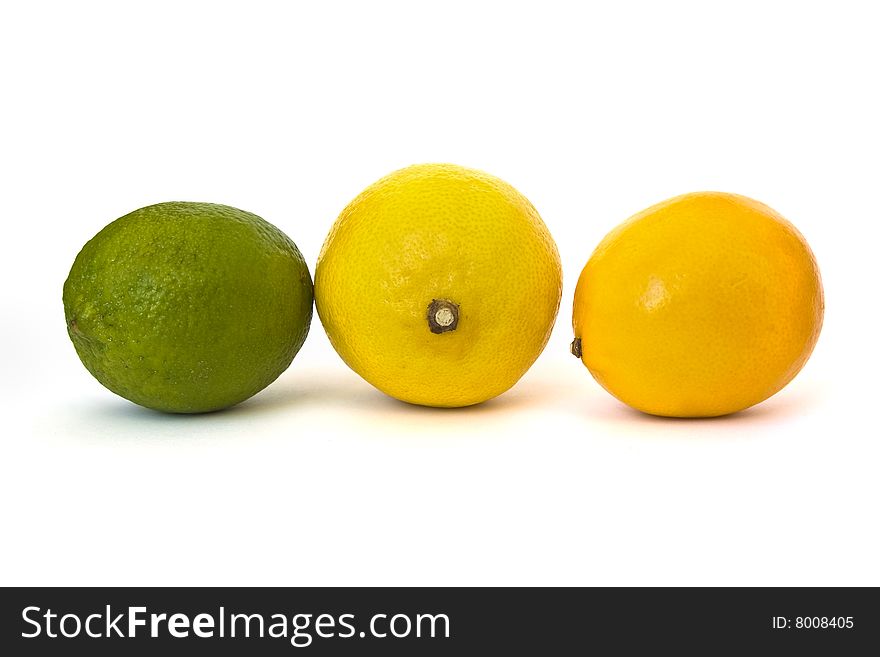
[63,202,313,413]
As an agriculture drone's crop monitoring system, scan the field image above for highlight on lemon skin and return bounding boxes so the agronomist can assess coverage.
[314,163,563,408]
[570,191,824,418]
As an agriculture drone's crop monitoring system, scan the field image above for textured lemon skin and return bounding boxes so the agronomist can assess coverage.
[572,192,824,418]
[63,202,314,413]
[315,164,562,407]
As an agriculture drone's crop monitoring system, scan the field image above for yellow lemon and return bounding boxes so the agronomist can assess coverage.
[571,192,823,417]
[315,163,562,407]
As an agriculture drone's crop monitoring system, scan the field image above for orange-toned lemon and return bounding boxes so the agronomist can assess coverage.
[572,192,823,417]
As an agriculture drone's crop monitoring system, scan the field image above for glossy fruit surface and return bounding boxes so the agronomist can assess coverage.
[63,202,313,413]
[316,163,562,407]
[571,192,823,417]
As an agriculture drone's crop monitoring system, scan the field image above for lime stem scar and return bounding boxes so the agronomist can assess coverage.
[427,299,459,334]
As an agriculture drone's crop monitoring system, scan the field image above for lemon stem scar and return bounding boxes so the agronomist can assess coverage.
[570,337,582,358]
[427,299,459,334]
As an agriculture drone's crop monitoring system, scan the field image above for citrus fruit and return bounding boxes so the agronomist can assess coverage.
[571,192,823,417]
[315,163,562,407]
[63,202,313,413]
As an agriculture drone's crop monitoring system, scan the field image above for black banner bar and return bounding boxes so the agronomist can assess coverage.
[1,587,876,654]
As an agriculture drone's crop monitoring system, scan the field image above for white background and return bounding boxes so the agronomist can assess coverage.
[1,1,878,586]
